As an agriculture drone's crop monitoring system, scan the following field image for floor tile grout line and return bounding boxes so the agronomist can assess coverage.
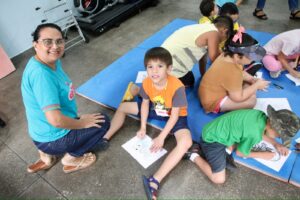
[1,142,67,199]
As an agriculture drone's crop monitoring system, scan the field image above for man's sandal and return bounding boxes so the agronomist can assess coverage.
[290,10,300,20]
[27,157,57,173]
[62,152,96,174]
[253,9,268,20]
[142,175,160,200]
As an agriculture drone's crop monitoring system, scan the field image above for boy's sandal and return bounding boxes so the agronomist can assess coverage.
[253,9,268,20]
[290,10,300,19]
[62,152,96,174]
[142,175,160,200]
[27,157,57,173]
[226,153,237,171]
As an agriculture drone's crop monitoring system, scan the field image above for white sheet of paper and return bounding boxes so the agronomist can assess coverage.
[253,140,291,172]
[255,71,263,79]
[122,135,167,169]
[135,71,148,83]
[286,74,300,86]
[254,98,291,114]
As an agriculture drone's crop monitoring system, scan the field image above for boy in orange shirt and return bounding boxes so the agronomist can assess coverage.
[102,47,192,200]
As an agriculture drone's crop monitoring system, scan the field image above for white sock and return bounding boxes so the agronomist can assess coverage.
[225,148,232,155]
[190,153,199,162]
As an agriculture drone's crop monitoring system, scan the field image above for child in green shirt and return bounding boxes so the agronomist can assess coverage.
[185,105,300,184]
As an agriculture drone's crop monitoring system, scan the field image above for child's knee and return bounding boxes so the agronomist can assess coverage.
[243,95,256,109]
[177,132,192,149]
[118,102,135,113]
[262,55,282,72]
[179,138,192,151]
[117,103,126,112]
[184,136,193,149]
[248,95,257,107]
[211,174,226,184]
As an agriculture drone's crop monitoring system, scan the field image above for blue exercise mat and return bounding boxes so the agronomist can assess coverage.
[288,134,300,187]
[77,18,300,184]
[290,152,300,187]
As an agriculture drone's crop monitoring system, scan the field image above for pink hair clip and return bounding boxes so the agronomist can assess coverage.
[232,26,245,43]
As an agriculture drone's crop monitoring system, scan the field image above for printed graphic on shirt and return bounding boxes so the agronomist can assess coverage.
[152,95,171,117]
[68,82,75,100]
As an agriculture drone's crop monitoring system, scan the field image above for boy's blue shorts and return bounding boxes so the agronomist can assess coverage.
[136,97,189,134]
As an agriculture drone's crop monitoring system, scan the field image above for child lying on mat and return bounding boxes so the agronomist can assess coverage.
[102,47,192,200]
[184,105,300,184]
[198,31,270,113]
[262,29,300,79]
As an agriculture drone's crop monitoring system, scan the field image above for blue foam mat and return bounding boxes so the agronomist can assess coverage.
[290,152,300,187]
[233,148,298,182]
[77,18,300,184]
[288,136,300,186]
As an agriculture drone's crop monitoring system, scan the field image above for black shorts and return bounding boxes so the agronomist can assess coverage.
[179,71,195,87]
[244,61,263,76]
[200,140,226,173]
[137,97,189,134]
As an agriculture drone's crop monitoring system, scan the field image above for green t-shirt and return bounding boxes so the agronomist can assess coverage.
[202,109,267,156]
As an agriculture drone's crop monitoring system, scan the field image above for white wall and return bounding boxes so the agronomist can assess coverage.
[0,0,77,58]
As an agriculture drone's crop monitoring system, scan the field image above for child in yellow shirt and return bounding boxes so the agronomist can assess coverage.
[219,2,240,31]
[199,0,219,24]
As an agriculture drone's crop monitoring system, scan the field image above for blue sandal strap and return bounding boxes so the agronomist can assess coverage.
[148,175,160,190]
[142,175,160,200]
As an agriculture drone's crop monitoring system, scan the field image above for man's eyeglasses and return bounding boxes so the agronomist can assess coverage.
[38,38,65,48]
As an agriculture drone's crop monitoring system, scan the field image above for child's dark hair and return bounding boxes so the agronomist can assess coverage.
[32,23,63,42]
[219,2,239,16]
[144,47,172,67]
[223,32,258,57]
[213,15,234,38]
[199,0,215,17]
